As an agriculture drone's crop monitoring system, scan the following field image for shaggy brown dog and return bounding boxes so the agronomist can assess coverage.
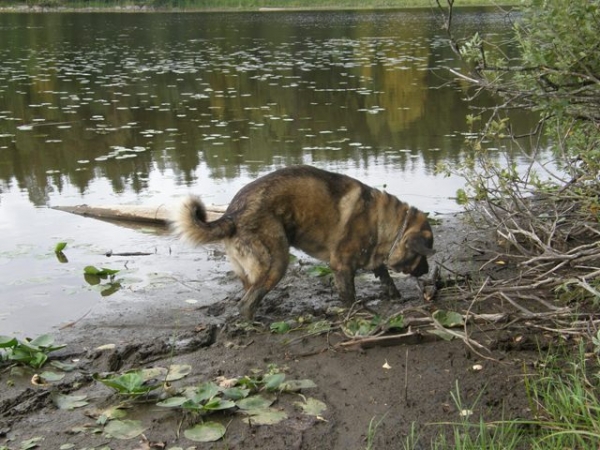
[171,165,434,319]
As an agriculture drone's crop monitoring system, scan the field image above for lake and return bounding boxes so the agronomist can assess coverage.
[0,8,533,336]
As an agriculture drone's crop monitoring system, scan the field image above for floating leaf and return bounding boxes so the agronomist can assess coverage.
[242,408,288,425]
[52,393,89,410]
[84,266,120,277]
[54,242,67,253]
[184,422,226,442]
[295,397,327,417]
[104,419,146,439]
[236,395,274,411]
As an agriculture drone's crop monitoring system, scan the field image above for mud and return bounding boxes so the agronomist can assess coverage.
[0,214,543,449]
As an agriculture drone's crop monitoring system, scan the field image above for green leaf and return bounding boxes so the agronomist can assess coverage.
[19,437,44,449]
[222,386,250,400]
[156,396,189,408]
[84,266,120,276]
[270,321,291,334]
[184,422,226,442]
[52,393,89,410]
[192,382,219,403]
[236,395,274,411]
[166,364,193,381]
[95,371,159,396]
[103,419,146,440]
[40,371,65,382]
[241,408,288,425]
[432,310,464,328]
[295,397,327,417]
[262,372,286,391]
[0,336,18,348]
[54,242,67,253]
[387,315,404,331]
[203,397,236,411]
[307,265,333,277]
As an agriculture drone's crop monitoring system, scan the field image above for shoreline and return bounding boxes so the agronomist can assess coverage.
[0,2,520,13]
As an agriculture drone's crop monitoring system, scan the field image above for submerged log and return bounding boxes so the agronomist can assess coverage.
[52,204,226,230]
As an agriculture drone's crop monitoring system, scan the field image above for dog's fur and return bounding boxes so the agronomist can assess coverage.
[171,165,434,319]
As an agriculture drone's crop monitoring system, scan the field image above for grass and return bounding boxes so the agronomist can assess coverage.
[0,0,522,11]
[374,343,600,450]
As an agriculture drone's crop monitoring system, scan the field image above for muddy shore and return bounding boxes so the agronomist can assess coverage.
[0,213,541,449]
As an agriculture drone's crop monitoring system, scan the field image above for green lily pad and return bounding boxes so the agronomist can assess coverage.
[236,395,274,410]
[263,372,286,391]
[242,408,288,425]
[104,419,146,440]
[184,422,226,442]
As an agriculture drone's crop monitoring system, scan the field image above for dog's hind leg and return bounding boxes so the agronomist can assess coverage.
[373,265,401,299]
[233,235,290,320]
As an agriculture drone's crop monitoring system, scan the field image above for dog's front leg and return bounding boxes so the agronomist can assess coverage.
[373,265,401,299]
[332,268,357,306]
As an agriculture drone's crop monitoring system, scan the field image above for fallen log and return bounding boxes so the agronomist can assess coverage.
[52,204,226,229]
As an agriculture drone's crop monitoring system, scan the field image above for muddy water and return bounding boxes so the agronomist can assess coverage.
[0,8,532,336]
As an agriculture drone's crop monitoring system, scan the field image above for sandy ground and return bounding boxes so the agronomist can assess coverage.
[0,214,542,449]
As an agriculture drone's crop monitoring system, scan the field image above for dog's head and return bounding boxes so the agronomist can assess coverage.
[388,210,435,277]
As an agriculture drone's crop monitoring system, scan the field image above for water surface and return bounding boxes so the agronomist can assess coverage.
[0,9,532,335]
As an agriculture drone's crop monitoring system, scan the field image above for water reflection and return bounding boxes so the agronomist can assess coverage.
[0,8,526,208]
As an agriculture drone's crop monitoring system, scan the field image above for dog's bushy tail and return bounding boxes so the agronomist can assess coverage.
[170,196,235,245]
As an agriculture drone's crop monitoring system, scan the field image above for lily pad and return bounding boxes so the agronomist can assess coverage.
[262,372,286,391]
[184,422,226,442]
[236,395,274,411]
[104,419,146,440]
[241,408,288,425]
[295,397,327,417]
[166,364,192,381]
[52,393,89,410]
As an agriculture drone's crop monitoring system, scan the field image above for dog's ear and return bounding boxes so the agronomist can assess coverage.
[407,236,435,256]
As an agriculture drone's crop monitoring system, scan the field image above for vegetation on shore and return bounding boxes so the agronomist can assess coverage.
[427,0,600,448]
[0,0,520,11]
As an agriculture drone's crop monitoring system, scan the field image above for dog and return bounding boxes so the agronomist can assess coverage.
[171,165,434,319]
